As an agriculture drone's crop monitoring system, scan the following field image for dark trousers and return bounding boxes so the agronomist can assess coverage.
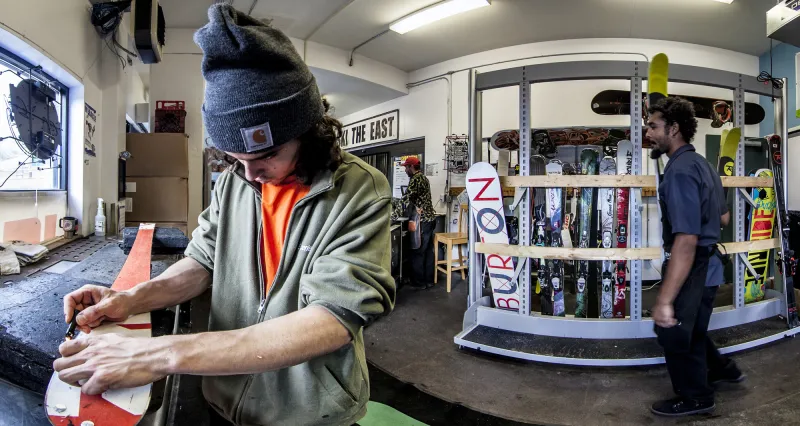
[409,220,436,286]
[655,248,728,401]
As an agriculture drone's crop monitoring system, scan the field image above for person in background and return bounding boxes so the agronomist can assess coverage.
[396,156,437,289]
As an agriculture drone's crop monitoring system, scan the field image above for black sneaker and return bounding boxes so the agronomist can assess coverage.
[709,370,746,386]
[709,360,746,386]
[650,397,715,417]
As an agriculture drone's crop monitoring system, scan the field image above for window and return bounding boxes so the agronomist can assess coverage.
[0,46,68,191]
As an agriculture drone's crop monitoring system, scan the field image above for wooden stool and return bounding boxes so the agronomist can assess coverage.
[434,204,469,292]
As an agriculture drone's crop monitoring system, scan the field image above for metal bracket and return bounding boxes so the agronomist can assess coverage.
[511,188,529,212]
[737,252,760,282]
[738,188,757,209]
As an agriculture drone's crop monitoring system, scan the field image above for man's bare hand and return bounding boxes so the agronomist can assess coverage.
[63,285,134,333]
[652,302,678,328]
[53,333,168,395]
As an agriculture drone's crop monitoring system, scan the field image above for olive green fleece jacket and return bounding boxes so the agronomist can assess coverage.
[184,151,395,425]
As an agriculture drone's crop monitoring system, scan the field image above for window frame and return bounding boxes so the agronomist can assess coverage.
[0,45,69,193]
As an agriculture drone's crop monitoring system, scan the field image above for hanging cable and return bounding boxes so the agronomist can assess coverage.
[758,71,784,90]
[760,38,784,102]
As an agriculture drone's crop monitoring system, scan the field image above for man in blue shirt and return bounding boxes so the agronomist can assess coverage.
[646,97,742,417]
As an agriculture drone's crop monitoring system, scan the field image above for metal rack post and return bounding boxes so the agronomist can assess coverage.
[518,68,532,315]
[629,72,643,320]
[468,69,483,307]
[733,84,746,309]
[779,78,790,320]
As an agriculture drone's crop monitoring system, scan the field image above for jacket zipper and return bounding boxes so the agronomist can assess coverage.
[230,169,332,423]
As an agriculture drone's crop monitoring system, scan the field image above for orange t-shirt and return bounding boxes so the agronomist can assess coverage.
[260,177,310,295]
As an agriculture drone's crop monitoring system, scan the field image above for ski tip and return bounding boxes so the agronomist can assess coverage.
[723,127,742,143]
[648,53,669,103]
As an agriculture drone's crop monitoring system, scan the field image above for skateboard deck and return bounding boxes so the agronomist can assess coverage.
[466,163,520,312]
[45,223,156,426]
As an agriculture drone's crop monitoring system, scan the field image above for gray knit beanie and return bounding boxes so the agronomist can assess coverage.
[194,4,324,154]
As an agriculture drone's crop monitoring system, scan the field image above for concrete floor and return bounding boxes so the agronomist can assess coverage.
[364,276,800,426]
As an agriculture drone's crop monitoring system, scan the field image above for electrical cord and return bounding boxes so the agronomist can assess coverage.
[757,71,784,90]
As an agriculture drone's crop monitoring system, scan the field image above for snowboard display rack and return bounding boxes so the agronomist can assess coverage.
[456,60,798,366]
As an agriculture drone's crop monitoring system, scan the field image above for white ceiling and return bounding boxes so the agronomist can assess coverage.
[311,67,405,118]
[158,0,779,72]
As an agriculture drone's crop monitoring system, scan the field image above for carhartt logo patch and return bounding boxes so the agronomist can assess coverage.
[240,121,274,152]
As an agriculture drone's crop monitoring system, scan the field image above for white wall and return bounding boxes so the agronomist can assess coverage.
[148,29,204,233]
[0,0,149,238]
[340,38,762,280]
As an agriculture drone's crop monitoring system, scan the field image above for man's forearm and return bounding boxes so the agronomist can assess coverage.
[657,234,698,306]
[157,305,351,376]
[126,257,211,314]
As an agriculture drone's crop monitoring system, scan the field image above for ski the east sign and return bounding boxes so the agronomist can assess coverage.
[340,109,399,150]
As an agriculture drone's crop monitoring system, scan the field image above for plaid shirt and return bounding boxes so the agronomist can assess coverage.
[394,171,436,222]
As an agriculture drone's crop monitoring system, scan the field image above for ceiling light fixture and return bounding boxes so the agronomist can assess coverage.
[712,0,733,4]
[390,0,491,34]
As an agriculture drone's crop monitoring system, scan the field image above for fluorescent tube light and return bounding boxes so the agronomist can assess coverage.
[713,0,733,4]
[390,0,490,34]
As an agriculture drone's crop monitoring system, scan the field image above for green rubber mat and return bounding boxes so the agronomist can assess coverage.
[359,401,428,426]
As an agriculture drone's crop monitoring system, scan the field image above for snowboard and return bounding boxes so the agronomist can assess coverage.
[46,223,156,426]
[744,169,776,303]
[766,135,799,328]
[532,155,548,297]
[546,160,565,317]
[466,162,521,312]
[614,140,633,318]
[591,90,765,125]
[576,148,599,318]
[598,156,616,318]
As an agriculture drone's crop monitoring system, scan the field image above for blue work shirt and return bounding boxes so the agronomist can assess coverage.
[705,160,728,287]
[659,144,721,251]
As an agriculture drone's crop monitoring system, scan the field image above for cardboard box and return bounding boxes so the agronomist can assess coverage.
[126,133,189,178]
[126,221,188,236]
[124,177,188,222]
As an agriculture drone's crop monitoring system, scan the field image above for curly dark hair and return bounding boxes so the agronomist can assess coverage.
[294,98,344,185]
[204,98,343,184]
[647,97,698,144]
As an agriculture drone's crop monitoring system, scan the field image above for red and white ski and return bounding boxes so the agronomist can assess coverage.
[46,223,156,426]
[466,163,520,312]
[614,140,632,318]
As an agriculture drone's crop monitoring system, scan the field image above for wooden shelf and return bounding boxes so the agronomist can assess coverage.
[449,176,769,200]
[475,238,779,261]
[499,175,773,189]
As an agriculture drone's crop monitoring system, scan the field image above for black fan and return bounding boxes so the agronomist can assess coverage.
[8,78,62,160]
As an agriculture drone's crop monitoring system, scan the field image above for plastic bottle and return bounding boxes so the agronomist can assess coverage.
[95,198,106,237]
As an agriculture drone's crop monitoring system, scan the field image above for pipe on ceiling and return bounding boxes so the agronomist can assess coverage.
[304,0,358,62]
[406,51,651,86]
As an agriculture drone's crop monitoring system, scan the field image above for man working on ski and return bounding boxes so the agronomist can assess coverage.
[646,97,740,417]
[396,156,437,289]
[52,4,395,426]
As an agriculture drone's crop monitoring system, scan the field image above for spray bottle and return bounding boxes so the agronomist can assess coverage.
[95,198,106,237]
